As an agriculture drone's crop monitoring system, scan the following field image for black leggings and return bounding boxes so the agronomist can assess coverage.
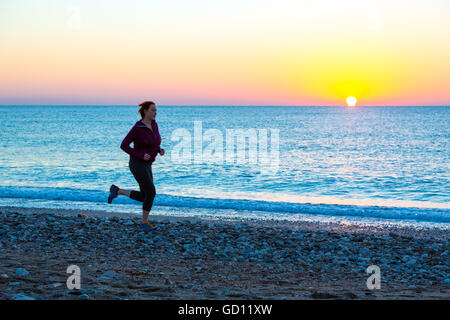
[129,156,156,212]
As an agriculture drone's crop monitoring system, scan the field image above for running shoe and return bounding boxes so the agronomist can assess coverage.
[140,221,155,231]
[108,184,119,204]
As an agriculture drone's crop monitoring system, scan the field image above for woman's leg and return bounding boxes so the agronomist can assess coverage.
[117,189,131,197]
[129,157,156,224]
[117,187,154,223]
[141,175,156,223]
[142,210,150,224]
[117,188,143,201]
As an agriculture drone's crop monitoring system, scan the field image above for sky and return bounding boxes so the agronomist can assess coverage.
[0,0,449,106]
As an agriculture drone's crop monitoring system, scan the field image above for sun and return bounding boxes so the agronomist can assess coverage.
[346,96,357,107]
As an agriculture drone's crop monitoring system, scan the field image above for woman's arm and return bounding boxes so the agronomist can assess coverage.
[120,126,144,160]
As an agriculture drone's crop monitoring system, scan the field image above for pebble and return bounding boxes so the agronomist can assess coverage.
[406,259,417,267]
[343,292,358,299]
[100,270,118,280]
[1,208,449,299]
[80,288,97,295]
[310,292,339,299]
[12,292,35,300]
[15,268,29,276]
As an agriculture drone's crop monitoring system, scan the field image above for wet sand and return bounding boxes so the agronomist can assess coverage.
[0,206,449,300]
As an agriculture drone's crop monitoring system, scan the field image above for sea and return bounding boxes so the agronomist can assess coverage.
[0,105,448,229]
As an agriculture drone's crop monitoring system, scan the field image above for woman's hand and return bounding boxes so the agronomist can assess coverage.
[143,153,151,161]
[159,148,165,156]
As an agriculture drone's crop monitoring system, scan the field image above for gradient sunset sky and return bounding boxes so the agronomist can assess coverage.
[1,0,449,106]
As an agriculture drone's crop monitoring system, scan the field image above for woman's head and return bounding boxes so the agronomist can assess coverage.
[138,101,157,121]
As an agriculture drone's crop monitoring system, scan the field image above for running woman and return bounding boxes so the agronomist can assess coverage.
[108,101,165,231]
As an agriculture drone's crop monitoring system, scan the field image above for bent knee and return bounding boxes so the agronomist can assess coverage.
[144,187,156,199]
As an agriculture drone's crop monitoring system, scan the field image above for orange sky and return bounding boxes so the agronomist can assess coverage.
[0,0,449,106]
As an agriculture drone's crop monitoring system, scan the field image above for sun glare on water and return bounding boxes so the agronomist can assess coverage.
[346,96,357,107]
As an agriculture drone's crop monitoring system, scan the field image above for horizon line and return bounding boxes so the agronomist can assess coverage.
[1,104,449,107]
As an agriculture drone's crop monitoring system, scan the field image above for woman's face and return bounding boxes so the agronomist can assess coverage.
[145,105,157,120]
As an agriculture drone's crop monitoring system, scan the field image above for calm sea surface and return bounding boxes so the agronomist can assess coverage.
[0,105,448,227]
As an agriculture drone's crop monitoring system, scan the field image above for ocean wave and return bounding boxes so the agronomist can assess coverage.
[0,185,449,223]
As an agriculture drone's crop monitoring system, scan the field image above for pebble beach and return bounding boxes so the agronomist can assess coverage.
[0,206,449,300]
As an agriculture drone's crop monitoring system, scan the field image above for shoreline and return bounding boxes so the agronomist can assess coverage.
[1,205,448,240]
[1,205,449,300]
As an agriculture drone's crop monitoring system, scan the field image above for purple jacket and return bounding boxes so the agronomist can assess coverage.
[120,120,162,163]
